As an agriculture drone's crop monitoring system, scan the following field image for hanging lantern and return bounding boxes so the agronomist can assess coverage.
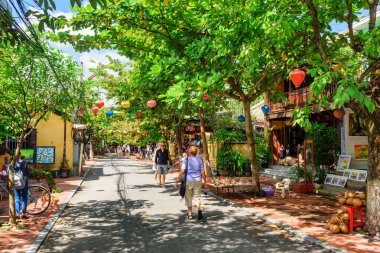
[147,100,157,108]
[92,107,99,115]
[167,132,171,136]
[136,112,142,118]
[237,115,245,122]
[106,110,114,117]
[102,128,106,133]
[95,100,105,108]
[121,101,131,109]
[289,69,306,88]
[261,105,270,116]
[202,95,210,101]
[333,108,345,119]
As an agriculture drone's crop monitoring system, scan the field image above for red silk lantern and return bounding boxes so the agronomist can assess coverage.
[289,69,306,88]
[136,112,142,118]
[202,95,210,101]
[147,100,157,108]
[92,107,99,115]
[95,100,105,108]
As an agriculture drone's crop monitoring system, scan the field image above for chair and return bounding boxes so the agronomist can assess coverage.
[275,178,291,198]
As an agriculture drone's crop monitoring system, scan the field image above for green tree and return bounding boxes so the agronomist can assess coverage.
[0,43,82,225]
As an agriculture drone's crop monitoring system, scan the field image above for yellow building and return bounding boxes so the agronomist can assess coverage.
[0,112,73,170]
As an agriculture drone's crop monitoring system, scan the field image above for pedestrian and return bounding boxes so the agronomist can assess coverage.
[175,146,206,220]
[14,156,30,219]
[154,142,170,189]
[117,146,122,157]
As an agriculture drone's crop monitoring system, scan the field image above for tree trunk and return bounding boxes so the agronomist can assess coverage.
[243,99,261,193]
[175,119,184,159]
[199,106,211,177]
[9,138,24,225]
[366,112,380,236]
[89,135,94,160]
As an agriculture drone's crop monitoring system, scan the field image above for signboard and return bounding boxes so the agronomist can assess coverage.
[36,146,55,164]
[255,119,264,128]
[337,155,351,172]
[20,149,35,164]
[354,144,368,160]
[324,174,348,187]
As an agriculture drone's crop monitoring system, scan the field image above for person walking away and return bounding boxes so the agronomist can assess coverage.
[117,146,122,157]
[154,143,170,189]
[14,156,30,219]
[175,146,206,220]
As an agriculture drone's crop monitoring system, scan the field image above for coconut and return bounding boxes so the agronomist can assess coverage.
[342,213,350,222]
[353,198,363,207]
[362,200,366,206]
[346,197,354,205]
[338,196,347,205]
[344,191,349,198]
[330,215,340,225]
[348,192,355,198]
[330,224,341,234]
[340,223,349,234]
[357,192,366,200]
[326,222,332,230]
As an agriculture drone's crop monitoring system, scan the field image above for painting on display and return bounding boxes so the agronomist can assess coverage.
[348,113,367,136]
[20,149,35,164]
[36,146,55,164]
[324,174,348,187]
[337,155,351,172]
[354,144,368,160]
[347,169,367,182]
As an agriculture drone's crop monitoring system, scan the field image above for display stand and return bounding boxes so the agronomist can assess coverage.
[293,140,314,193]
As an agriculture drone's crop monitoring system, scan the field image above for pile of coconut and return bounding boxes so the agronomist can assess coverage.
[337,191,366,207]
[326,209,350,234]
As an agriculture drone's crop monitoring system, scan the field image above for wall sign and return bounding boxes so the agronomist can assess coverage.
[337,155,351,172]
[324,174,348,187]
[36,146,55,164]
[20,149,35,164]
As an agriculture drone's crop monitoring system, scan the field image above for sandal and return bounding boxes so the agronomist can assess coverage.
[187,215,193,220]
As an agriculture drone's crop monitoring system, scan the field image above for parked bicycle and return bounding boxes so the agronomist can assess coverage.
[0,171,51,215]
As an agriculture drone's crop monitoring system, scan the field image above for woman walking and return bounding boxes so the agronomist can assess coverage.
[176,146,206,220]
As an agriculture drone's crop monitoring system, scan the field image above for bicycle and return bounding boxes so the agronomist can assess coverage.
[0,171,51,215]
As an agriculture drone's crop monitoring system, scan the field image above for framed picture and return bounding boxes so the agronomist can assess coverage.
[36,146,55,164]
[338,178,347,187]
[20,149,35,164]
[354,144,368,160]
[349,169,367,182]
[324,175,333,184]
[349,113,367,136]
[343,171,351,178]
[325,174,348,187]
[337,155,351,172]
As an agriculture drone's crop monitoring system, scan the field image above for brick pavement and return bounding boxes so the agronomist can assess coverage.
[0,160,95,253]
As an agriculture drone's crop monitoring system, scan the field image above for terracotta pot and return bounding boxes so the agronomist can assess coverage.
[333,109,345,119]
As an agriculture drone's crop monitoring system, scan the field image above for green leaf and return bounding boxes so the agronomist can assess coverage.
[89,0,97,9]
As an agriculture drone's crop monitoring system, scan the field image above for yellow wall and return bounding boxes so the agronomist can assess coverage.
[0,113,73,170]
[35,113,73,169]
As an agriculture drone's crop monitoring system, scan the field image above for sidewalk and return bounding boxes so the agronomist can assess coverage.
[0,160,95,253]
[205,177,380,253]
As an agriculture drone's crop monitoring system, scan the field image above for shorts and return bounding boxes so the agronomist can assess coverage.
[157,164,168,175]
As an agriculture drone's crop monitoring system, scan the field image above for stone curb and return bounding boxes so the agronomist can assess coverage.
[202,189,348,253]
[26,161,96,253]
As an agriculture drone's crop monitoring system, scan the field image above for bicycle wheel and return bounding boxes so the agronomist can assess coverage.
[26,185,51,215]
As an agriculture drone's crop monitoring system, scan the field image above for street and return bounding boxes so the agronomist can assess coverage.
[38,157,328,253]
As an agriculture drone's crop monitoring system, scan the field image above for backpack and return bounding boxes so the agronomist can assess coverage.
[14,162,27,190]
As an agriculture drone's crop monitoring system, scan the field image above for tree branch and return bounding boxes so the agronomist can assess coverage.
[359,57,380,83]
[212,90,241,101]
[227,77,246,100]
[345,0,355,50]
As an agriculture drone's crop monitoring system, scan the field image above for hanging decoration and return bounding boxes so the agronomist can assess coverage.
[333,108,345,119]
[106,110,114,117]
[147,100,157,108]
[261,105,270,116]
[202,95,210,101]
[289,69,306,88]
[115,130,121,134]
[121,101,131,109]
[95,100,105,108]
[92,107,99,115]
[237,115,245,122]
[136,112,142,118]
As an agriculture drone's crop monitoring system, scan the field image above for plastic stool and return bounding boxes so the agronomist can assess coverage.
[341,205,365,232]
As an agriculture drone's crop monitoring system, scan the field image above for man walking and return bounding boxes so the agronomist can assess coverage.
[154,143,170,189]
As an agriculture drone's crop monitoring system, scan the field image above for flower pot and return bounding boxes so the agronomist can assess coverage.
[218,170,230,176]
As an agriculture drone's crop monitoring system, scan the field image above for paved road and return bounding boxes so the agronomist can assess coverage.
[38,157,328,253]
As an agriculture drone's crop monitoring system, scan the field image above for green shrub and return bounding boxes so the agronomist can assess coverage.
[30,169,56,192]
[212,129,246,144]
[256,137,271,169]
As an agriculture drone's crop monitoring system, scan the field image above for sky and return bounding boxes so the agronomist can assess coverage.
[47,1,129,79]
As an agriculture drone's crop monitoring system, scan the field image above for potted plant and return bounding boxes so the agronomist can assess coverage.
[216,145,234,176]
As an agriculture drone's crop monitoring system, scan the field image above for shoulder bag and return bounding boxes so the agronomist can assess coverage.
[179,158,189,198]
